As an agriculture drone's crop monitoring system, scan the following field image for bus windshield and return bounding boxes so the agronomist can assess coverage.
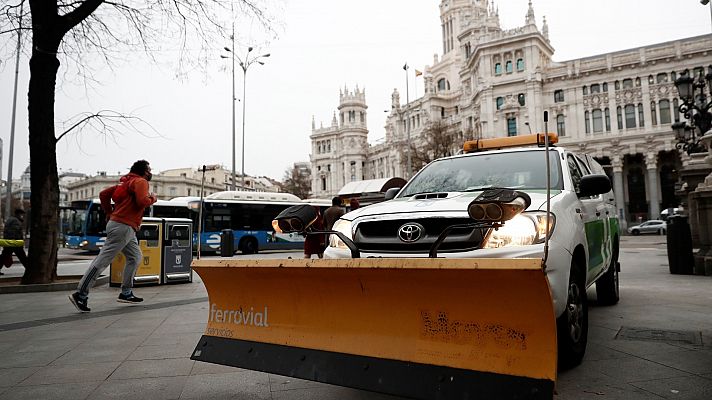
[60,207,86,236]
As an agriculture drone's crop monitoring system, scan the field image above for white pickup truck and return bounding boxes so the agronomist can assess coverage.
[325,134,621,368]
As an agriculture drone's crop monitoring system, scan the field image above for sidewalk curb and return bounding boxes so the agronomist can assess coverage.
[0,274,108,294]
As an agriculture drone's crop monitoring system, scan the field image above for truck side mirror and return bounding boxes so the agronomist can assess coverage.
[384,187,400,201]
[578,174,611,197]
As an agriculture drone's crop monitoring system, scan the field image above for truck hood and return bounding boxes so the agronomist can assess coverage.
[342,190,561,221]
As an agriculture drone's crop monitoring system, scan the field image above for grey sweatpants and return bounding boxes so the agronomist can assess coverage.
[76,220,140,299]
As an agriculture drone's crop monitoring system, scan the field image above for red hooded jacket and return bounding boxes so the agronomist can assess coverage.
[99,173,157,231]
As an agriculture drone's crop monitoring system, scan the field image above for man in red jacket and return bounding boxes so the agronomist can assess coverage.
[69,160,157,313]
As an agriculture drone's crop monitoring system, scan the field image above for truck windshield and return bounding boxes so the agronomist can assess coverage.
[399,150,562,197]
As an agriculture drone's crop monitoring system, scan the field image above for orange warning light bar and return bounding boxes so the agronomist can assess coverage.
[463,133,558,153]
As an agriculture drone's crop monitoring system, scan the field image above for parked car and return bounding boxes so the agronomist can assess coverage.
[627,220,667,235]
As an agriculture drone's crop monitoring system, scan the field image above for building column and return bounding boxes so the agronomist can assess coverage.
[646,153,660,219]
[612,155,627,231]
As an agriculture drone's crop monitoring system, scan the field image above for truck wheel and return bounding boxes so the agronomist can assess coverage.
[557,258,588,370]
[240,237,258,254]
[596,243,620,306]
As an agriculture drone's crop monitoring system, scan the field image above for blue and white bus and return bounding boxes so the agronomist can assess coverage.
[63,193,330,254]
[189,191,330,254]
[63,199,193,251]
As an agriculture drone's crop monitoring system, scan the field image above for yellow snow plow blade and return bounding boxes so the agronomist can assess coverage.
[191,257,557,399]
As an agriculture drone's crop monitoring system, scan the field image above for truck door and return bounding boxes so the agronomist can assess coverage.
[566,154,607,282]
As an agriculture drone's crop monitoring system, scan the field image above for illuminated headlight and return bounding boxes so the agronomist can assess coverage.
[329,219,353,249]
[483,212,555,248]
[79,240,89,248]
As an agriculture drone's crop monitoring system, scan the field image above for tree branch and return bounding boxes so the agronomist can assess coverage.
[58,0,103,33]
[55,109,161,143]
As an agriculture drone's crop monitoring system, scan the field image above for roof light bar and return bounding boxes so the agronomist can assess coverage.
[463,133,558,153]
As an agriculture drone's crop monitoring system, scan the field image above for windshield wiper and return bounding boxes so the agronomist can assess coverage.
[463,185,514,192]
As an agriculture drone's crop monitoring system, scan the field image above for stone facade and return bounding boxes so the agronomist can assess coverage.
[66,172,225,202]
[310,0,712,227]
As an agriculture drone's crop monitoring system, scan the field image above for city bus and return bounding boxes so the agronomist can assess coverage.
[190,191,329,254]
[63,193,329,254]
[63,199,193,251]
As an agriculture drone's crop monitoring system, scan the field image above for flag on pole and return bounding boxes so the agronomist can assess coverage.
[403,63,408,71]
[415,69,423,77]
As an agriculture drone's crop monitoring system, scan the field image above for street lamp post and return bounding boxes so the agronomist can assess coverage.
[672,66,712,155]
[222,42,269,190]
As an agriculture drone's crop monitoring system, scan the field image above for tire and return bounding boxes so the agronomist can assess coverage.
[631,229,640,236]
[240,237,258,254]
[557,258,588,370]
[596,242,620,306]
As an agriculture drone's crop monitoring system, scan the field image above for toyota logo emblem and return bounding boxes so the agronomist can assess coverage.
[398,223,425,242]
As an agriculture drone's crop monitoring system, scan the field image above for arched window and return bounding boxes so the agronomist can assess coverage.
[516,58,525,71]
[605,108,611,131]
[585,111,590,134]
[656,73,668,83]
[518,93,526,106]
[635,77,641,87]
[671,71,677,82]
[496,97,504,110]
[650,101,658,126]
[494,63,502,75]
[437,78,448,91]
[590,84,601,94]
[592,109,603,133]
[659,99,671,124]
[583,85,588,95]
[648,75,654,85]
[638,103,645,127]
[602,82,608,92]
[615,80,620,90]
[554,89,564,102]
[622,79,633,89]
[505,60,513,73]
[556,114,566,137]
[616,106,623,129]
[625,104,636,128]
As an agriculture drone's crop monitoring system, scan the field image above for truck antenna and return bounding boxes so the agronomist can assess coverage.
[543,112,551,267]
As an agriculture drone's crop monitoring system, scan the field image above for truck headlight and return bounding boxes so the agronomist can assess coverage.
[329,219,353,249]
[483,212,555,248]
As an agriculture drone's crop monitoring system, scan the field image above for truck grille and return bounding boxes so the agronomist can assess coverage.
[354,217,487,253]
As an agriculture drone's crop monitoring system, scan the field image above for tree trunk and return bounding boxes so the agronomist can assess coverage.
[22,52,60,284]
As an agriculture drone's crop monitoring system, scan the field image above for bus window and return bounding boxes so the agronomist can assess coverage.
[87,207,106,235]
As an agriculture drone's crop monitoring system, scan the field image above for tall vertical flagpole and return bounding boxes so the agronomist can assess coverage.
[5,1,24,220]
[403,63,411,178]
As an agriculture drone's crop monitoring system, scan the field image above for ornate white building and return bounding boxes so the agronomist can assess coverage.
[310,0,712,226]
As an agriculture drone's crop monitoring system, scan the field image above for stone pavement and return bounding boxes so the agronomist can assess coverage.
[0,236,710,399]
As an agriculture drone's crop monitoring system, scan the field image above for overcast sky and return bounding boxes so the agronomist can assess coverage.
[0,0,710,183]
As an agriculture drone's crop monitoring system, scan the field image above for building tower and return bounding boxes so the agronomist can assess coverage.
[310,86,369,198]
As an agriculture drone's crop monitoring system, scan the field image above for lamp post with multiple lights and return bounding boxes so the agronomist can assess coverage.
[221,29,269,190]
[671,66,712,155]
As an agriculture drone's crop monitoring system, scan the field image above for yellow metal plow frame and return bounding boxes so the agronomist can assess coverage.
[191,258,557,399]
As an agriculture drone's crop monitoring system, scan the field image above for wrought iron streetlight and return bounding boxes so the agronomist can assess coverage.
[672,66,712,155]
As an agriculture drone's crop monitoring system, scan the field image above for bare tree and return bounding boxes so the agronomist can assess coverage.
[405,121,460,172]
[281,165,311,200]
[0,0,275,284]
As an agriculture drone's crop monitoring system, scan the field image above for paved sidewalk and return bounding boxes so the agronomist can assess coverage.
[0,237,710,399]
